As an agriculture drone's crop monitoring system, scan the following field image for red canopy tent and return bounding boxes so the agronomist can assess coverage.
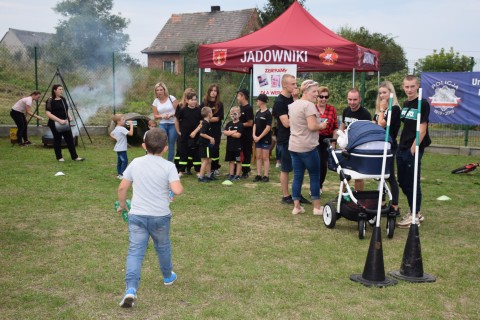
[198,1,379,73]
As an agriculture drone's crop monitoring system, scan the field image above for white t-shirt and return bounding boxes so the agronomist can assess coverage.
[12,96,33,113]
[111,126,129,152]
[152,95,176,124]
[122,155,180,216]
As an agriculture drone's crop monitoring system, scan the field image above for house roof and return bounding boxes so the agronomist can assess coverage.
[1,28,53,47]
[142,8,258,54]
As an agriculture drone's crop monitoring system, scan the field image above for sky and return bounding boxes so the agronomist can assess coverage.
[1,0,479,67]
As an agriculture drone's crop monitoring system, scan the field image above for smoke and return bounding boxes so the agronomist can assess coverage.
[68,66,133,125]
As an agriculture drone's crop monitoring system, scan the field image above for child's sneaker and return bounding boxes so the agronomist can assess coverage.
[198,177,210,183]
[116,174,123,179]
[164,271,177,286]
[232,175,241,181]
[261,176,269,182]
[207,173,218,181]
[252,175,262,182]
[119,288,137,308]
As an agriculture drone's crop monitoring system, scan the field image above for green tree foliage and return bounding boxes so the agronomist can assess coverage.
[258,0,305,26]
[47,0,131,70]
[338,26,407,75]
[415,48,475,73]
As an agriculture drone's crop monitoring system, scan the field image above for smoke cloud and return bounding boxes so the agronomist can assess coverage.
[68,66,133,125]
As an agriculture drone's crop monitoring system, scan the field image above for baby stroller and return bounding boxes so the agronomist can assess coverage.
[323,121,398,239]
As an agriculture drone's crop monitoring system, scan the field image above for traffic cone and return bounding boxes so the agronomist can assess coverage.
[389,224,436,282]
[350,226,398,287]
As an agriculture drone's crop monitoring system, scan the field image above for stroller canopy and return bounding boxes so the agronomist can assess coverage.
[346,121,392,151]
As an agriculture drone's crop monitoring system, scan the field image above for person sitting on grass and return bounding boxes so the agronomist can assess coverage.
[117,128,183,308]
[223,106,244,181]
[110,114,134,179]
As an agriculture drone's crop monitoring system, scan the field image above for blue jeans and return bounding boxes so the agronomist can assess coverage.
[159,123,177,162]
[117,151,128,175]
[397,148,423,213]
[290,148,321,201]
[125,214,173,290]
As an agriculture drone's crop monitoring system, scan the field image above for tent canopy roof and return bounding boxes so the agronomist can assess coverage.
[198,1,379,73]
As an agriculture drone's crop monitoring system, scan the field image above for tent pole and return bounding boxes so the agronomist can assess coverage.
[352,68,356,87]
[249,68,253,104]
[198,68,203,99]
[377,71,380,87]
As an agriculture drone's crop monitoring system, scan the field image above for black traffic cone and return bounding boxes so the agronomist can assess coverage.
[389,224,436,282]
[350,226,397,287]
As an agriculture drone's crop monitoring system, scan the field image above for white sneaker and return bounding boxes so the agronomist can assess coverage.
[313,206,324,216]
[116,174,123,179]
[292,206,305,215]
[58,158,65,162]
[397,213,420,228]
[213,169,220,176]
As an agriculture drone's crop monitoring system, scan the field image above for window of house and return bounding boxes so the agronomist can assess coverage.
[163,61,176,73]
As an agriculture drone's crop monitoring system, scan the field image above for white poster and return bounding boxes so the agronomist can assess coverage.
[253,64,297,96]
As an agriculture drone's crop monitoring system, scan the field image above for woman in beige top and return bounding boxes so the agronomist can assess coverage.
[288,80,328,216]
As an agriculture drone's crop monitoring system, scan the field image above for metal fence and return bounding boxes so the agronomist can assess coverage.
[1,44,479,148]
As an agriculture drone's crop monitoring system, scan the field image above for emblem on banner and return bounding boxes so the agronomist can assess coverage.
[319,48,338,66]
[429,84,461,116]
[213,49,227,66]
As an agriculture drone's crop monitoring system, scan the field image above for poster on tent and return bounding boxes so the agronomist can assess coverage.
[253,64,297,96]
[421,72,480,125]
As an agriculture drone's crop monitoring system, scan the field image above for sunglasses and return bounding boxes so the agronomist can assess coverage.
[318,95,329,99]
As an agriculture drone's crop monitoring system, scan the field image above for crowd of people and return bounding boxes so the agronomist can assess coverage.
[11,75,431,307]
[115,74,431,307]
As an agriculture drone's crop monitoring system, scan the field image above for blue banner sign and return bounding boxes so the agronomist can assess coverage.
[421,72,480,125]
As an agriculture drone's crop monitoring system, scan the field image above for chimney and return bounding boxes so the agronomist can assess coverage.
[211,6,220,12]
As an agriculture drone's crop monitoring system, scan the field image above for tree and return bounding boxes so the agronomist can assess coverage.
[48,0,130,70]
[415,48,475,73]
[258,0,305,26]
[338,26,407,75]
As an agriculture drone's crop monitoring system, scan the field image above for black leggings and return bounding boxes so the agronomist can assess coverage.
[10,109,28,144]
[48,122,78,160]
[317,136,332,189]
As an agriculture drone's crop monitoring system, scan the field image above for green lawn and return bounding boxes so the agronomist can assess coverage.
[1,135,479,319]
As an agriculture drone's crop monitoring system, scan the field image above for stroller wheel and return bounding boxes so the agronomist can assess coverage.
[386,217,396,239]
[323,202,337,229]
[358,219,366,239]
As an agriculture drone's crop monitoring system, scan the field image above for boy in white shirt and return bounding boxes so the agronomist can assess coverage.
[110,114,134,179]
[117,128,183,308]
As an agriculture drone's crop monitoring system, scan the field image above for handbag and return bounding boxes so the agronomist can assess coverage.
[55,121,71,132]
[54,99,71,132]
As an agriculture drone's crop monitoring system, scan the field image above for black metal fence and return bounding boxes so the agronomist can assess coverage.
[1,44,479,148]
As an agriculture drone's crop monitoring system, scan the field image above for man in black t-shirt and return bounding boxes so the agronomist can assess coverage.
[397,75,431,228]
[341,88,372,191]
[272,74,311,205]
[237,89,254,178]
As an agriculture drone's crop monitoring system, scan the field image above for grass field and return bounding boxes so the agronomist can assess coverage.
[1,135,479,319]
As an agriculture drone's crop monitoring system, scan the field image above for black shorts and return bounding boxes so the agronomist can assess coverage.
[199,145,212,159]
[225,150,241,162]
